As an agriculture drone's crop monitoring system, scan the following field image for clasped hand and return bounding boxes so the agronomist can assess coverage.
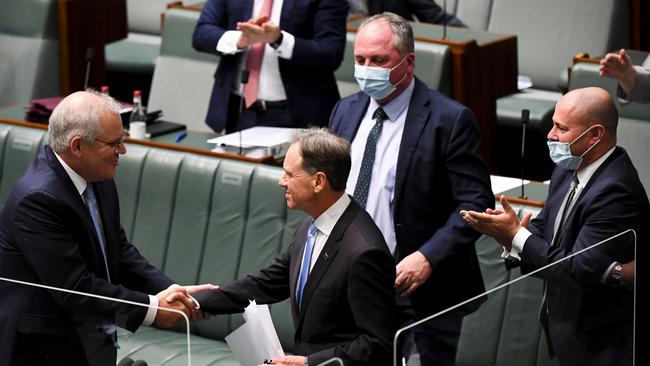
[153,283,219,328]
[236,16,281,49]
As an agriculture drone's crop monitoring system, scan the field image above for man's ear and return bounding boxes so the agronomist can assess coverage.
[313,171,327,193]
[591,123,606,143]
[69,136,84,158]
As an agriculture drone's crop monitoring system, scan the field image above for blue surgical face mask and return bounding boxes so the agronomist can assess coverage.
[547,126,601,170]
[354,56,408,100]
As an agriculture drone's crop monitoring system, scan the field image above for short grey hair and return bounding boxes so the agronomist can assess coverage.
[291,128,351,192]
[359,12,414,55]
[48,89,122,152]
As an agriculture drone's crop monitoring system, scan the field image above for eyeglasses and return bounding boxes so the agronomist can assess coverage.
[94,130,129,149]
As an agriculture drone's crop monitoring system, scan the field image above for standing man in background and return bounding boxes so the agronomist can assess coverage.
[330,13,492,365]
[193,0,348,133]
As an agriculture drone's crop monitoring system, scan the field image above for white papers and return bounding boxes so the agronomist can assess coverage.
[491,175,530,194]
[225,300,285,366]
[207,127,294,158]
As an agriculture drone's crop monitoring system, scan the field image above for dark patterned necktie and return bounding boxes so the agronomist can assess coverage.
[551,173,579,247]
[353,107,387,208]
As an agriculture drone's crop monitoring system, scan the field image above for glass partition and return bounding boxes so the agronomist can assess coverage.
[395,229,637,366]
[0,276,192,366]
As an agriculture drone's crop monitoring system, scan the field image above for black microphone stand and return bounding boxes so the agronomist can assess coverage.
[239,70,250,156]
[83,47,95,90]
[520,109,530,199]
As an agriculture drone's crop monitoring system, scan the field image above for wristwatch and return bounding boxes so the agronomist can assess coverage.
[270,32,284,49]
[607,262,623,287]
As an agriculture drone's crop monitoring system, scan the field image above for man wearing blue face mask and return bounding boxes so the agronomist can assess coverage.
[461,87,648,366]
[329,12,493,366]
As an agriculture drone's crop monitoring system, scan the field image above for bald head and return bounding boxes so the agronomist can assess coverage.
[559,87,618,140]
[48,90,121,152]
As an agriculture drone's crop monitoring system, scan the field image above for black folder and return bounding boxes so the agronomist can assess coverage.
[146,120,186,137]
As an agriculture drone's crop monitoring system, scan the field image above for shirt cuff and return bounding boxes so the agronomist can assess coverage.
[274,31,295,59]
[501,227,531,261]
[217,30,245,54]
[143,294,158,326]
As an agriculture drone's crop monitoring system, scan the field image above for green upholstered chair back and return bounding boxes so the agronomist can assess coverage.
[146,8,218,133]
[0,126,47,206]
[488,0,628,92]
[113,145,305,350]
[0,0,59,107]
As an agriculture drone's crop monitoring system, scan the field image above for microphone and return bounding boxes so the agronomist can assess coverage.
[239,69,250,155]
[519,109,529,199]
[442,0,447,39]
[117,357,134,366]
[84,47,95,90]
[132,360,148,366]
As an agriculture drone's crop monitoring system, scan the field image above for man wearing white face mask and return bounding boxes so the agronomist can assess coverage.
[461,87,648,366]
[330,12,493,366]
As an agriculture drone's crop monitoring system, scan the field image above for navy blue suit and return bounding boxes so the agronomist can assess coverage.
[367,0,464,26]
[521,147,648,366]
[192,0,348,132]
[0,147,173,366]
[330,78,493,364]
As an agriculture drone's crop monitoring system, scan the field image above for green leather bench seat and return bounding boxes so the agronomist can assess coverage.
[0,122,563,366]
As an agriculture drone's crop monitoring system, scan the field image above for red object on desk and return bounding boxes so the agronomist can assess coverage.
[25,97,64,124]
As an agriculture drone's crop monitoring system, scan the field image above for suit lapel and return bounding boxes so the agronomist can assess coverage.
[295,200,359,327]
[393,79,431,210]
[45,147,112,281]
[341,94,370,142]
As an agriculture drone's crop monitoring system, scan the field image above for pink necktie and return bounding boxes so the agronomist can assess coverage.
[243,0,274,108]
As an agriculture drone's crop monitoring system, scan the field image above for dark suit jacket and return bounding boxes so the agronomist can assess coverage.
[521,146,648,365]
[329,78,493,317]
[367,0,464,26]
[0,146,174,365]
[195,198,396,366]
[192,0,348,132]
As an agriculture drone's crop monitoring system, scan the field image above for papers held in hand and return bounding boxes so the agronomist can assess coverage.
[207,127,294,159]
[225,300,285,366]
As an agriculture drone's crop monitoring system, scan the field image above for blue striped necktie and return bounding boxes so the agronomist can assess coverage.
[297,222,318,309]
[84,185,111,282]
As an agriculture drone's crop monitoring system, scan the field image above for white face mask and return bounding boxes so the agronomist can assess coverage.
[547,126,601,170]
[354,56,408,100]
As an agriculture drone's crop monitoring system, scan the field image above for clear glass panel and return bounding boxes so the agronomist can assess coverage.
[395,229,637,366]
[0,276,191,366]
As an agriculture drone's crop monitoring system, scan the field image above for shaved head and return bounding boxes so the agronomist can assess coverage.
[560,87,618,138]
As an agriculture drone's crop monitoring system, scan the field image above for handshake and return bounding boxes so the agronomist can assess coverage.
[153,283,219,328]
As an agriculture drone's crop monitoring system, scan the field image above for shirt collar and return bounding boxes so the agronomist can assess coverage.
[576,146,615,189]
[313,194,351,236]
[53,150,88,196]
[368,78,415,122]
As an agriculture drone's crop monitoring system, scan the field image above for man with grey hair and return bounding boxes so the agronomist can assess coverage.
[0,90,215,366]
[194,127,396,366]
[330,12,493,365]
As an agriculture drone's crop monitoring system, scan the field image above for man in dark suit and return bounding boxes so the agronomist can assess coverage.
[350,0,464,26]
[194,128,396,366]
[461,87,648,366]
[329,13,492,366]
[0,91,214,366]
[192,0,348,133]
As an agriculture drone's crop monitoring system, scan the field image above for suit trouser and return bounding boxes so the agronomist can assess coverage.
[226,94,293,133]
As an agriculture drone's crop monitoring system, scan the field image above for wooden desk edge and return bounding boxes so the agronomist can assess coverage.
[494,193,545,208]
[0,118,278,165]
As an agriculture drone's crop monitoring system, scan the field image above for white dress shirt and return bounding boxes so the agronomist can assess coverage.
[506,147,616,282]
[346,80,415,254]
[216,0,295,101]
[53,151,159,326]
[296,193,351,300]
